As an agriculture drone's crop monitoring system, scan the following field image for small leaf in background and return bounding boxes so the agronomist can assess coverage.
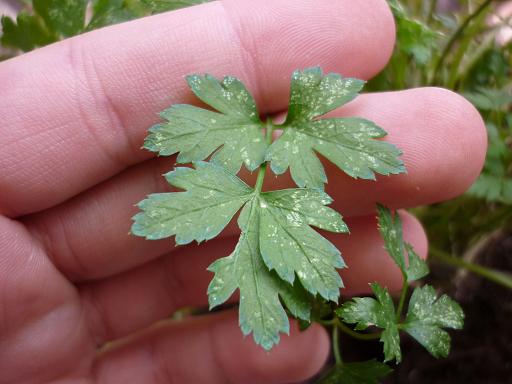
[141,0,208,13]
[404,243,430,282]
[337,283,402,363]
[298,298,332,331]
[468,173,512,205]
[33,0,87,37]
[144,74,267,173]
[388,0,438,64]
[464,47,510,88]
[285,67,364,123]
[207,199,311,350]
[402,285,464,358]
[266,67,405,189]
[87,0,141,30]
[317,360,393,384]
[0,12,56,51]
[463,88,512,111]
[131,161,252,244]
[377,205,429,282]
[132,67,405,351]
[468,123,512,204]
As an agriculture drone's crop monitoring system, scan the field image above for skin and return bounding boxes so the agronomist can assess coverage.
[0,0,487,383]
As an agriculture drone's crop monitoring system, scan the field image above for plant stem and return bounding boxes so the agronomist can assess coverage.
[333,318,382,341]
[254,162,267,193]
[254,118,274,193]
[455,32,496,86]
[430,246,512,290]
[427,0,438,24]
[446,5,489,89]
[332,324,342,365]
[430,0,494,84]
[395,273,409,322]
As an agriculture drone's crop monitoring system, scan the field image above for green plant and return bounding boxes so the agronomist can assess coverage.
[0,0,206,52]
[3,0,510,381]
[377,0,512,292]
[131,67,464,382]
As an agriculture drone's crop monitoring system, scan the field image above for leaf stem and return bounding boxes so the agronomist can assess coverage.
[427,0,438,24]
[395,273,409,322]
[429,246,512,290]
[328,317,382,341]
[254,118,275,193]
[332,323,343,364]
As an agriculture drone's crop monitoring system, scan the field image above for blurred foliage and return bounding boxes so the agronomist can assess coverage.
[1,0,511,287]
[0,0,207,51]
[369,0,512,268]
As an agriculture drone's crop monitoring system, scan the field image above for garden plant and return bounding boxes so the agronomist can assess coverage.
[1,0,511,383]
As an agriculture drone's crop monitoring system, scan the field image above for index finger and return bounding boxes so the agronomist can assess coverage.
[0,0,395,217]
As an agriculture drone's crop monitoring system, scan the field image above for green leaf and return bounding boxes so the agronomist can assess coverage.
[402,285,464,358]
[205,175,349,349]
[336,298,380,331]
[141,0,209,12]
[33,0,87,37]
[87,0,140,30]
[389,0,439,64]
[404,243,429,282]
[468,173,512,204]
[285,67,365,123]
[132,161,348,305]
[131,161,252,244]
[377,205,429,282]
[277,276,312,321]
[463,88,512,111]
[337,283,401,363]
[1,13,57,51]
[133,67,408,351]
[467,122,512,204]
[144,74,266,173]
[259,189,348,301]
[207,199,311,350]
[380,325,401,364]
[317,360,392,384]
[261,189,348,233]
[266,67,405,189]
[299,297,332,331]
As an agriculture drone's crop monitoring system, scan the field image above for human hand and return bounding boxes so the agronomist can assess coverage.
[0,0,486,383]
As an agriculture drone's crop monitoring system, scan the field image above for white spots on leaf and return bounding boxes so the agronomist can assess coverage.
[221,89,232,101]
